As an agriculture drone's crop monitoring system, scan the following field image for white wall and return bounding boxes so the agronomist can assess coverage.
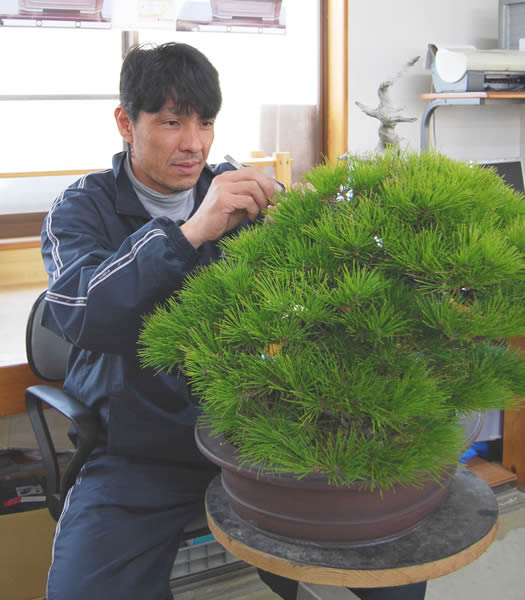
[348,0,525,162]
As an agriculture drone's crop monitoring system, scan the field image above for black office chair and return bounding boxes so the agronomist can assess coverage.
[24,290,209,539]
[25,290,98,521]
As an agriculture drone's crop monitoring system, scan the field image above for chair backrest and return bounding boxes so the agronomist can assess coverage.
[26,290,71,381]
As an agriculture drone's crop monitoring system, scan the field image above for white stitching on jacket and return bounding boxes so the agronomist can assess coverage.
[87,229,168,294]
[45,291,88,307]
[46,463,87,598]
[45,228,169,306]
[46,170,112,281]
[46,191,65,281]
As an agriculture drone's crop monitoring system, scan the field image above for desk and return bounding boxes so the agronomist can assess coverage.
[420,92,525,150]
[205,468,498,597]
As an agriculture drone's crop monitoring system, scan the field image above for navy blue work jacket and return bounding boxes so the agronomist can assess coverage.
[41,151,241,465]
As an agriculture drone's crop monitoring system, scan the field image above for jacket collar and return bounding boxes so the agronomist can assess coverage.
[112,151,150,218]
[112,150,215,219]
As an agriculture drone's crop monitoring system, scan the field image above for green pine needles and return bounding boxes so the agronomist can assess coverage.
[139,151,525,490]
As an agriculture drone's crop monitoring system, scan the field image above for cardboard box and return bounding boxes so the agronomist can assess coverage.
[0,508,56,600]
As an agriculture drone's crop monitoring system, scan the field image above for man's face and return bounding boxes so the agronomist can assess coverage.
[116,100,215,194]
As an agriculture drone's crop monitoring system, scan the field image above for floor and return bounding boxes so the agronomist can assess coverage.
[170,483,525,600]
[426,484,525,600]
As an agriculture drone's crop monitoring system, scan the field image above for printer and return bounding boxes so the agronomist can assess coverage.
[426,43,525,92]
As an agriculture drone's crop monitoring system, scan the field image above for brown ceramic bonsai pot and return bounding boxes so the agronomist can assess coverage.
[195,424,455,546]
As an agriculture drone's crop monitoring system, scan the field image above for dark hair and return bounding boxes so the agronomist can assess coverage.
[120,42,222,122]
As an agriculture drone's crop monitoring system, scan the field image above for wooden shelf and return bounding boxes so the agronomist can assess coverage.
[419,91,525,150]
[421,91,525,100]
[466,456,518,488]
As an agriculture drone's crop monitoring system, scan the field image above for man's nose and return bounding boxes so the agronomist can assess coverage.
[179,124,202,152]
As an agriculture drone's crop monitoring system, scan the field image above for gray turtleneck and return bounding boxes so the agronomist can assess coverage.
[124,153,195,222]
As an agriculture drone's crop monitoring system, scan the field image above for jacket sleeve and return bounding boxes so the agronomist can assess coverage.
[41,188,201,356]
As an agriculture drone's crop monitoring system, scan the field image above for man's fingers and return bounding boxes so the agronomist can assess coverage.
[220,167,281,203]
[180,166,282,248]
[213,178,271,213]
[232,180,270,211]
[293,181,316,192]
[225,192,262,222]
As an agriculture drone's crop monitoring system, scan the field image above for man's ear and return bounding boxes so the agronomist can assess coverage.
[115,106,134,145]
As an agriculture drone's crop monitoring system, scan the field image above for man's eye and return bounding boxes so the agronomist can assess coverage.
[166,120,179,126]
[202,121,214,128]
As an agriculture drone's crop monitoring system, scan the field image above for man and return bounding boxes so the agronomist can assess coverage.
[41,42,426,599]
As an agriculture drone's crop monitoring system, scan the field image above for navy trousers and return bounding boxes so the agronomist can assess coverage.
[46,453,426,600]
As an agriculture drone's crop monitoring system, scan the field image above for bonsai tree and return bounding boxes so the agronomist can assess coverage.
[139,151,525,491]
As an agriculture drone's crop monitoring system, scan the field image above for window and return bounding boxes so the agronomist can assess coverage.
[0,26,123,222]
[0,0,325,232]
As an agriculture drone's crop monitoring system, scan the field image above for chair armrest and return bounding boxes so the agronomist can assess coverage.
[24,385,210,538]
[25,384,98,437]
[25,385,100,521]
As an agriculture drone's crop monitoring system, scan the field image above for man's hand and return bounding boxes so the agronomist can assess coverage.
[180,167,282,248]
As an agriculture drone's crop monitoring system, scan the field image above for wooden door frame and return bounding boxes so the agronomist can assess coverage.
[320,0,349,162]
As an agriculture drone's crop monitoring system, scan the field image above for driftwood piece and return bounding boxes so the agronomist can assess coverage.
[355,56,420,152]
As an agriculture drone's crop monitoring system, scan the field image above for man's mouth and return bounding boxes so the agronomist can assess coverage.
[173,160,201,175]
